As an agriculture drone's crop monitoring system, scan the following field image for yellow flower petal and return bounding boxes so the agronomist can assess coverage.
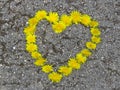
[23,25,36,35]
[61,14,72,26]
[46,12,59,23]
[48,72,63,83]
[86,42,97,50]
[70,10,81,24]
[52,21,66,33]
[26,34,36,43]
[31,51,42,59]
[68,58,81,69]
[80,14,91,26]
[26,43,38,53]
[42,65,53,73]
[90,28,101,36]
[81,49,92,57]
[58,66,72,76]
[35,10,47,20]
[34,58,46,66]
[91,36,101,44]
[89,20,99,27]
[28,17,38,26]
[76,53,87,64]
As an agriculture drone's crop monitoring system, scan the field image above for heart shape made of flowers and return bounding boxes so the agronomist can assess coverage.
[23,10,101,83]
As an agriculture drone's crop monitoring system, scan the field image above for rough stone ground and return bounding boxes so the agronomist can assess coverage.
[0,0,120,90]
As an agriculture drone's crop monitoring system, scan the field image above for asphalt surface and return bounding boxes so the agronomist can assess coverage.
[0,0,120,90]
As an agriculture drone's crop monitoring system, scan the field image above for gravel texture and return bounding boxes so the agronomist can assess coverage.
[0,0,120,90]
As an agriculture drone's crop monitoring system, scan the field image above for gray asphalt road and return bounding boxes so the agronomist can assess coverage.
[0,0,120,90]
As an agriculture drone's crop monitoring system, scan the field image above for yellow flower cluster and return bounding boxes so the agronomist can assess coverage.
[23,10,102,83]
[24,10,48,71]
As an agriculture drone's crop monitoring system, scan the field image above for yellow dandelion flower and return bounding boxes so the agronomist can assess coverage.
[31,51,42,59]
[23,25,36,35]
[28,17,39,26]
[68,58,80,69]
[42,65,53,73]
[76,53,87,64]
[91,36,101,44]
[52,21,66,33]
[90,28,101,36]
[26,43,38,53]
[26,34,36,43]
[48,72,63,83]
[34,58,46,66]
[70,10,81,24]
[89,20,99,27]
[86,41,97,50]
[35,10,47,20]
[80,14,91,26]
[81,49,92,57]
[61,14,72,26]
[58,66,72,76]
[46,12,59,23]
